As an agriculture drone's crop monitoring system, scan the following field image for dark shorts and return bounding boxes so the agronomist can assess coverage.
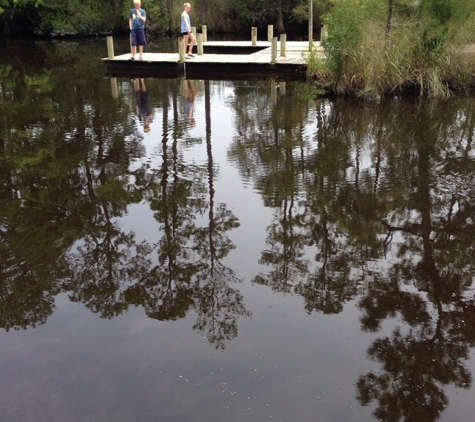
[181,32,190,36]
[131,29,147,47]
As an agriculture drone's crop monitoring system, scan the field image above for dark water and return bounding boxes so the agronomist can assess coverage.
[1,38,475,422]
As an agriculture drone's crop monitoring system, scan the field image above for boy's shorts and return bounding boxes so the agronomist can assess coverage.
[131,29,147,46]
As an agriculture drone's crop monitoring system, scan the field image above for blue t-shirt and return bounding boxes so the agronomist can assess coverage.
[130,8,146,30]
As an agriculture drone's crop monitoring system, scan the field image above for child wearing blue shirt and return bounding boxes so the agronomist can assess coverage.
[129,0,147,60]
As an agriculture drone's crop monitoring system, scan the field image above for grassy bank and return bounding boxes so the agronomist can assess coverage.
[306,0,475,98]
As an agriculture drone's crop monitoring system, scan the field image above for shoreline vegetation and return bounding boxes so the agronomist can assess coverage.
[2,0,475,98]
[305,0,475,98]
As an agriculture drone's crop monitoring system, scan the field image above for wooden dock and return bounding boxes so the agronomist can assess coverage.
[104,40,325,81]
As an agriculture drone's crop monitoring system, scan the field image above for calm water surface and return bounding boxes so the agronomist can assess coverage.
[0,38,475,422]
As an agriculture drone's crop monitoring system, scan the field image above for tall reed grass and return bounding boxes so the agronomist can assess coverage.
[307,2,475,97]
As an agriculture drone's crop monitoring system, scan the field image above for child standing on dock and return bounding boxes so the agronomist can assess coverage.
[129,0,147,60]
[181,3,196,59]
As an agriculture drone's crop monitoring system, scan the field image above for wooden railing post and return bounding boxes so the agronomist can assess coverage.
[280,33,287,57]
[197,33,204,55]
[267,25,273,42]
[106,36,115,59]
[202,25,207,42]
[251,27,257,46]
[178,37,186,63]
[271,37,277,63]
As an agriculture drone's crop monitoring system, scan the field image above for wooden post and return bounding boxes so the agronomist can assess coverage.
[271,37,277,63]
[280,33,287,57]
[197,33,203,55]
[178,37,186,63]
[106,36,115,59]
[267,25,273,42]
[251,27,257,46]
[202,25,207,42]
[192,26,196,38]
[110,78,118,99]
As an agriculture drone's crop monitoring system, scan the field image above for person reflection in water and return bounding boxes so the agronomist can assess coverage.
[134,78,153,132]
[185,79,197,127]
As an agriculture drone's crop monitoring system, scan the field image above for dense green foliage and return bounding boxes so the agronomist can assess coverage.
[0,0,326,37]
[3,0,475,97]
[308,0,475,96]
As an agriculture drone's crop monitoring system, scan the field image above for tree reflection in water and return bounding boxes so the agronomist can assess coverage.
[1,43,475,420]
[355,101,475,422]
[63,78,249,350]
[0,72,249,349]
[227,91,475,421]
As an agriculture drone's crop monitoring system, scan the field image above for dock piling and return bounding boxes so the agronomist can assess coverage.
[271,37,277,63]
[202,25,207,42]
[107,36,115,59]
[197,33,204,55]
[280,34,287,57]
[251,27,257,46]
[178,37,186,63]
[267,25,273,42]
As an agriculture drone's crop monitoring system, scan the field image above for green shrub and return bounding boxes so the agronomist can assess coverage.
[308,0,475,97]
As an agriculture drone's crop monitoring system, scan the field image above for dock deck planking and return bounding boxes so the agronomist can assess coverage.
[103,41,325,79]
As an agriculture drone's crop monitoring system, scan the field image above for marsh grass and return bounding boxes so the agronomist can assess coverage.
[308,6,475,97]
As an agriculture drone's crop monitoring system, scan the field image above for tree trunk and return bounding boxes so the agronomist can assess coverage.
[165,0,173,32]
[200,0,207,24]
[386,0,393,36]
[276,0,285,34]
